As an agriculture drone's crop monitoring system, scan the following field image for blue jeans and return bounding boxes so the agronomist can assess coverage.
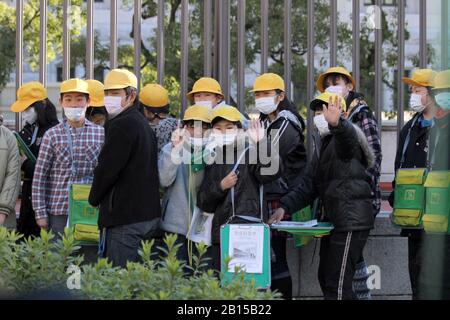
[104,219,159,268]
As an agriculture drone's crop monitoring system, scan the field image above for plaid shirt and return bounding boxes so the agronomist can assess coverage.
[32,120,104,220]
[349,102,382,215]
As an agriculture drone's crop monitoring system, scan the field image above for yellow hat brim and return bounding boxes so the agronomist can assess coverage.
[10,98,41,113]
[186,89,223,101]
[402,77,429,88]
[104,84,130,91]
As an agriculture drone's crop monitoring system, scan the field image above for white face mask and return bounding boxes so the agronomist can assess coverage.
[104,96,123,117]
[188,137,207,147]
[64,107,86,122]
[255,96,278,115]
[211,132,237,147]
[325,85,346,97]
[435,92,450,110]
[22,108,37,124]
[195,100,214,110]
[409,93,426,113]
[313,114,330,137]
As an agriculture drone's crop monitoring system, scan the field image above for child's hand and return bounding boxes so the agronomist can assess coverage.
[248,119,265,143]
[220,171,238,191]
[268,208,285,225]
[171,126,186,147]
[323,95,341,127]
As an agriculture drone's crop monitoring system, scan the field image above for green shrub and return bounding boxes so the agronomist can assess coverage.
[0,227,281,300]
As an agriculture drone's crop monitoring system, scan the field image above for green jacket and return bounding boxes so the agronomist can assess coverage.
[0,121,21,229]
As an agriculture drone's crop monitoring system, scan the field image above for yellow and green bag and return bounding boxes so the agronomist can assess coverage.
[422,171,450,234]
[392,168,427,227]
[68,184,100,245]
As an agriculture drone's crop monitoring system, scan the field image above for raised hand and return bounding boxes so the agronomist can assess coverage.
[323,95,341,128]
[248,119,265,144]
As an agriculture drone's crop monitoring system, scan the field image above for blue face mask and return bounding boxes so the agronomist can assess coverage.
[435,92,450,111]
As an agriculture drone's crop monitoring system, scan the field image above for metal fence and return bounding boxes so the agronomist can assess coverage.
[12,0,447,152]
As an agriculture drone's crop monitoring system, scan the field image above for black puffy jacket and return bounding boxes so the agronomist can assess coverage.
[197,140,282,244]
[280,118,375,232]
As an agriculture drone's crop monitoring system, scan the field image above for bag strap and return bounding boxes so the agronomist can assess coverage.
[64,122,78,179]
[230,146,264,223]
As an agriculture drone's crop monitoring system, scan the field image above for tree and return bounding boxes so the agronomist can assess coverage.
[0,0,85,88]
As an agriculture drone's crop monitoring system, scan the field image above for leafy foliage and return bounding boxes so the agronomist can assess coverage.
[0,228,281,300]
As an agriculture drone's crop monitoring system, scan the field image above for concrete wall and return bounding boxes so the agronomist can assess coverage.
[287,212,412,300]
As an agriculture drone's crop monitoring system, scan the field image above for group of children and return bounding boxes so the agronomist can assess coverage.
[1,65,449,299]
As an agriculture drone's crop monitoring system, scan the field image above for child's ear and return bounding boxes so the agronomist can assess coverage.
[347,83,354,92]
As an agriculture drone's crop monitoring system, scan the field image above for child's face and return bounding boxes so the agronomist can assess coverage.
[212,119,238,135]
[324,75,353,98]
[194,92,222,108]
[185,121,209,138]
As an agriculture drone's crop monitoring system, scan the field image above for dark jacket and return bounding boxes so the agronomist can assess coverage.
[428,112,450,171]
[17,123,54,237]
[280,118,375,232]
[197,139,282,244]
[89,105,161,229]
[263,110,307,199]
[347,92,382,216]
[388,113,432,207]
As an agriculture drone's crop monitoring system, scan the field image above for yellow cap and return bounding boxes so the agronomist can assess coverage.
[187,77,223,101]
[10,82,48,113]
[183,105,211,123]
[60,78,90,95]
[310,92,347,112]
[317,67,356,93]
[211,105,243,123]
[251,73,285,92]
[431,70,450,91]
[104,69,138,90]
[403,69,437,88]
[86,80,105,107]
[140,83,169,108]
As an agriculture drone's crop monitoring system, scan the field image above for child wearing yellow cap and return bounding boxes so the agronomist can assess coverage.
[196,106,281,273]
[31,79,104,236]
[157,105,213,270]
[275,94,375,300]
[387,68,438,300]
[140,83,178,154]
[10,81,59,238]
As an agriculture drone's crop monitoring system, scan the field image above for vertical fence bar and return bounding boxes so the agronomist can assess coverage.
[397,0,405,139]
[217,0,230,102]
[180,0,189,115]
[15,0,24,131]
[203,0,212,77]
[134,0,142,89]
[330,0,337,67]
[237,0,246,111]
[352,0,360,91]
[157,0,165,84]
[39,0,47,85]
[419,0,427,68]
[375,0,382,133]
[110,0,118,69]
[307,0,315,159]
[63,0,71,80]
[86,0,94,79]
[441,0,448,70]
[260,0,269,74]
[284,0,292,100]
